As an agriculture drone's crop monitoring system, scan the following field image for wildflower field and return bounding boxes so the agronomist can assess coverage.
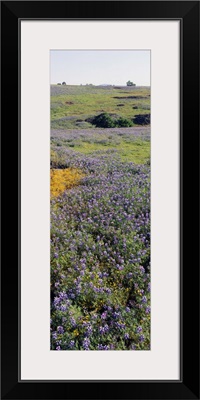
[50,85,150,350]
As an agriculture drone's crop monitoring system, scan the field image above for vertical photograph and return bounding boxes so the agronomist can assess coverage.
[50,50,150,350]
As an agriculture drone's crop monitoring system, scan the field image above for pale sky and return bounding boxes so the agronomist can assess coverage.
[50,50,150,86]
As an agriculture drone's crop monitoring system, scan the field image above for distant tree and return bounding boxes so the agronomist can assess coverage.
[126,80,136,87]
[62,82,66,85]
[57,83,61,85]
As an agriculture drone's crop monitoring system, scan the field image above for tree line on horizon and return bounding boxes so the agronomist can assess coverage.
[56,81,136,87]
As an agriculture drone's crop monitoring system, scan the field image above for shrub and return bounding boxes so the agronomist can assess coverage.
[88,113,133,128]
[116,117,133,127]
[90,113,115,128]
[133,114,150,125]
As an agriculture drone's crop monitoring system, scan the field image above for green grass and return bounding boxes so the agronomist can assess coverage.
[52,137,150,164]
[51,85,150,129]
[73,141,149,164]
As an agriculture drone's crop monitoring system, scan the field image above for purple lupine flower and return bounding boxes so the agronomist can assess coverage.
[99,324,109,335]
[101,312,107,320]
[57,326,64,334]
[124,333,129,339]
[142,296,147,304]
[83,337,90,350]
[87,325,93,335]
[52,332,57,340]
[116,321,126,330]
[60,304,67,311]
[97,344,109,350]
[69,340,75,348]
[70,318,76,327]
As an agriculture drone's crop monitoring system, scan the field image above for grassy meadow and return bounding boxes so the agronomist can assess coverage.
[50,84,151,351]
[51,85,150,130]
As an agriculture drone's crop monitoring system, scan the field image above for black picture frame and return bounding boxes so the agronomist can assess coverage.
[1,1,199,399]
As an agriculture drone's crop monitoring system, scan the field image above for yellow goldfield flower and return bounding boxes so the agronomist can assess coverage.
[50,168,85,197]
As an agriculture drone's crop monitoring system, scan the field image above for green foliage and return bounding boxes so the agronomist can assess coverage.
[116,117,133,127]
[89,113,133,128]
[133,114,150,125]
[92,113,115,128]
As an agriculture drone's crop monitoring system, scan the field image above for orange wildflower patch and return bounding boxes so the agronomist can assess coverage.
[50,168,84,197]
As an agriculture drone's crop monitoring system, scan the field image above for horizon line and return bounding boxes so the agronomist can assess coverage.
[50,83,151,86]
